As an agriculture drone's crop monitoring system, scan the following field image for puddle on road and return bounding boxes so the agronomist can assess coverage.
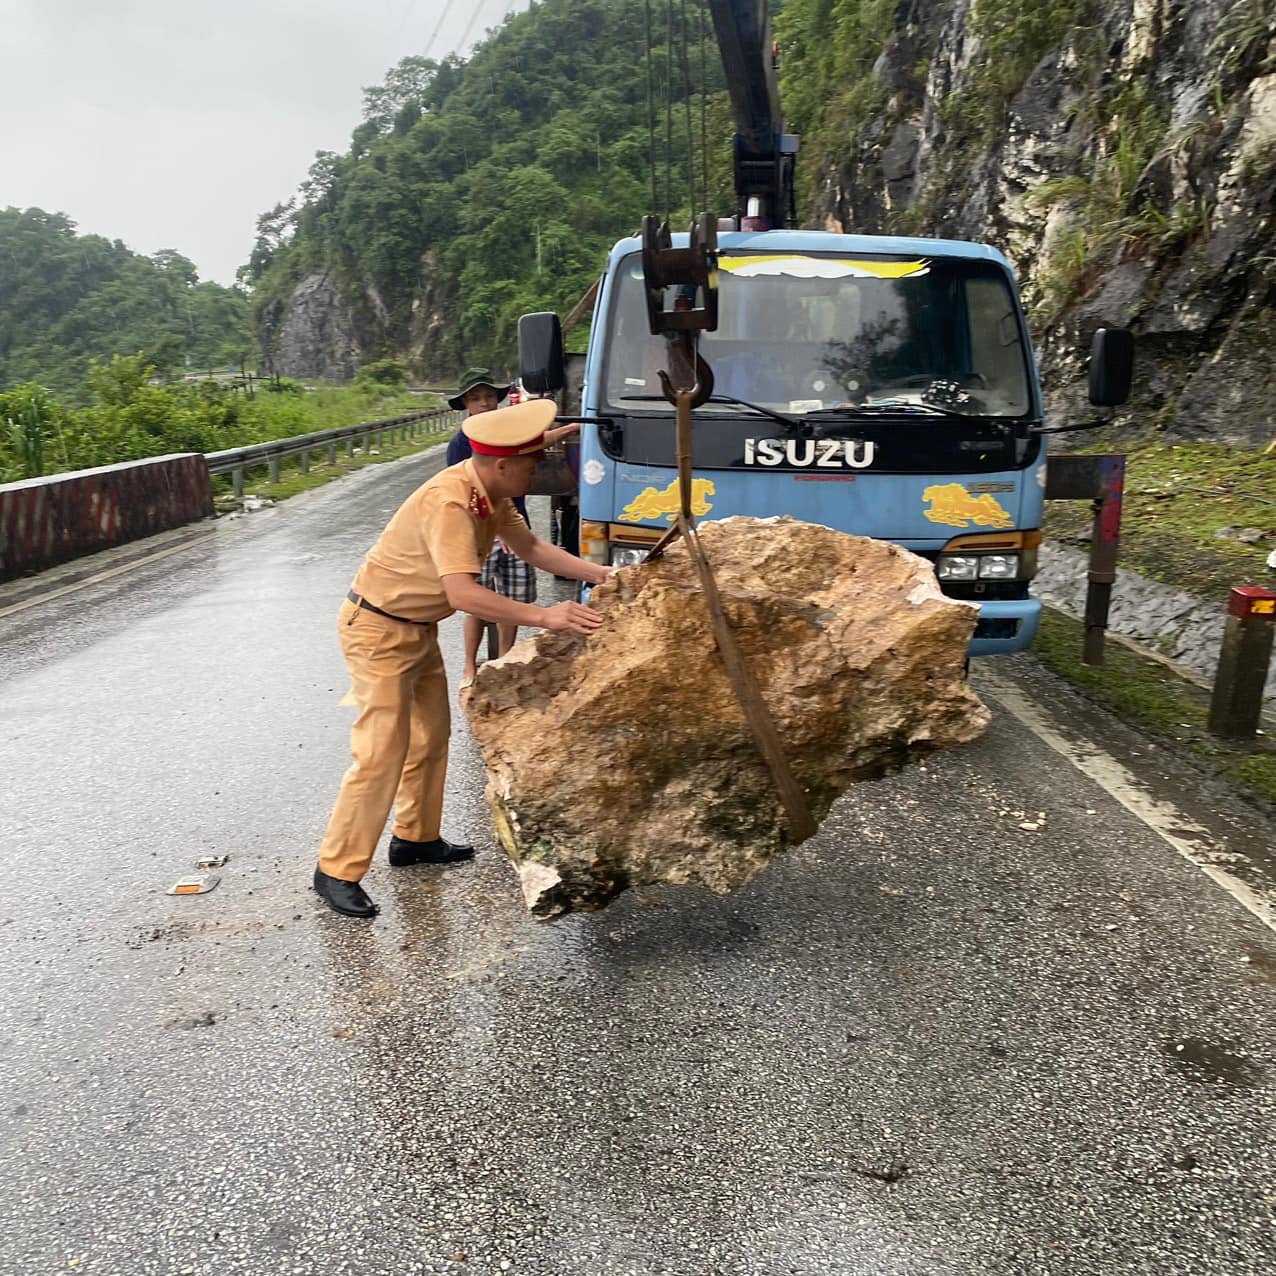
[1241,943,1276,986]
[1163,1036,1267,1088]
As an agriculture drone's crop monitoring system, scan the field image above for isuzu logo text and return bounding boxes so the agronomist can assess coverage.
[743,438,877,469]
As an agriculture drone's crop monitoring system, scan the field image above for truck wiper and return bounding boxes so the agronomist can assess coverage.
[706,394,805,432]
[617,393,806,433]
[804,403,966,419]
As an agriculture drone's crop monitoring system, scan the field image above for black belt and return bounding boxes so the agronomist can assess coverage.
[346,590,433,626]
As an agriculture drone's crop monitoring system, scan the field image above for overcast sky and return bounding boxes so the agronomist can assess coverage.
[0,0,522,285]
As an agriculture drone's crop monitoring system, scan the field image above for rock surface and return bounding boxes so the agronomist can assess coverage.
[808,0,1276,446]
[263,272,360,381]
[463,517,989,917]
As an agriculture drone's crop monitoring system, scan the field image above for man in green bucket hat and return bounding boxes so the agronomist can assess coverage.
[445,367,573,685]
[446,367,512,412]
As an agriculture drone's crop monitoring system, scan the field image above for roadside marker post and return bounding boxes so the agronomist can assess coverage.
[1208,587,1276,739]
[1044,453,1126,666]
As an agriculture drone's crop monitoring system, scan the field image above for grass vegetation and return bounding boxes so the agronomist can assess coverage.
[0,355,437,483]
[1044,441,1275,604]
[961,0,1092,127]
[1034,608,1276,808]
[775,0,897,189]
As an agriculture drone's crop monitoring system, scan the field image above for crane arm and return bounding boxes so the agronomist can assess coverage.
[704,0,797,228]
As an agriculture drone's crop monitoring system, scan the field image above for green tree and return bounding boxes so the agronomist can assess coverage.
[246,0,723,373]
[0,206,252,397]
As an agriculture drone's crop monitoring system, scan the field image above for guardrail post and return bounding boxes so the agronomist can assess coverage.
[232,466,244,499]
[328,443,337,465]
[269,456,281,483]
[1208,587,1276,739]
[299,448,310,474]
[345,437,355,457]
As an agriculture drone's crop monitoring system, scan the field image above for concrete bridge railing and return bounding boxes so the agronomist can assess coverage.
[0,407,461,582]
[0,453,214,582]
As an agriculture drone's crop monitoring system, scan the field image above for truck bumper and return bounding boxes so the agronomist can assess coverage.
[968,598,1042,657]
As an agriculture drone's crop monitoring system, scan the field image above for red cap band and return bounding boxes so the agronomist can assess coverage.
[469,433,545,457]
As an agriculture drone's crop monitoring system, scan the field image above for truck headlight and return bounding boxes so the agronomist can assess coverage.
[977,554,1019,579]
[937,555,979,581]
[610,546,648,568]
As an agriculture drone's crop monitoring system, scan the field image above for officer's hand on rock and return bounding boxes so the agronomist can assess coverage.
[540,601,604,635]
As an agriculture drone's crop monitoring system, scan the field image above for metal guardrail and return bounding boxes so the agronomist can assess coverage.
[205,408,462,497]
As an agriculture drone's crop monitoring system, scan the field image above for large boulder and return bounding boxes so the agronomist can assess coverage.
[463,516,989,917]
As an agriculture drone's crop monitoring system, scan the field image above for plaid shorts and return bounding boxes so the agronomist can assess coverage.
[479,542,536,604]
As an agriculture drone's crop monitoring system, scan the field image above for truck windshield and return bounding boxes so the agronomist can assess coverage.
[604,251,1034,419]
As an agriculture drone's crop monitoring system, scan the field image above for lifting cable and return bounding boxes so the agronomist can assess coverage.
[665,0,674,222]
[699,0,710,213]
[680,0,696,216]
[644,0,659,214]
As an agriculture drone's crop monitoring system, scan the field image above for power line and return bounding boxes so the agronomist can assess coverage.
[457,0,494,53]
[423,0,459,57]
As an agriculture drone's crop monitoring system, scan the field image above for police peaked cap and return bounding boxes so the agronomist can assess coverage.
[462,399,557,456]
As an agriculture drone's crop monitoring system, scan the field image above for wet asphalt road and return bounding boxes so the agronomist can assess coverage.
[1,445,1275,1276]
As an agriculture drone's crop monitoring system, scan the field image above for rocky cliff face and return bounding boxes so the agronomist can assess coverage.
[264,257,458,383]
[808,0,1275,444]
[263,273,360,381]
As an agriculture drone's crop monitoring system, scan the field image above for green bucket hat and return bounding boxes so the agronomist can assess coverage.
[448,367,512,411]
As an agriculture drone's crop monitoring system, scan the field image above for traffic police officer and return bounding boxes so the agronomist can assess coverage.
[314,398,607,918]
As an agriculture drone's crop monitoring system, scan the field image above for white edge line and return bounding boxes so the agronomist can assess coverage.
[979,668,1276,935]
[0,531,220,621]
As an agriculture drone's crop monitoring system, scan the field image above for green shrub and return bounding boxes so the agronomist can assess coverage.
[355,358,409,389]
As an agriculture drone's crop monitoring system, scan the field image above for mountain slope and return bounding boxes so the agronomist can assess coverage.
[247,0,729,379]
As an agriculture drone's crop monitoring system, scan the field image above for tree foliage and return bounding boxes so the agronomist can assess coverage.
[0,356,427,483]
[0,207,253,399]
[251,0,733,370]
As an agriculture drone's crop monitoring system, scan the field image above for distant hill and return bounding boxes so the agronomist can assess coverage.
[246,0,731,380]
[0,207,252,398]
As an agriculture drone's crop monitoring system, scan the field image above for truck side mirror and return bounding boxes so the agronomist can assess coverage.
[1088,328,1134,407]
[518,312,565,395]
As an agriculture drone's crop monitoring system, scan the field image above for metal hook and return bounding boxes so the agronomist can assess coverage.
[657,355,714,409]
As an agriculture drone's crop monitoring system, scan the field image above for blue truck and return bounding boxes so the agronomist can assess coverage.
[518,0,1130,657]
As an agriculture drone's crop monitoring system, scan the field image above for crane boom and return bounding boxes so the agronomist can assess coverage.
[705,0,797,228]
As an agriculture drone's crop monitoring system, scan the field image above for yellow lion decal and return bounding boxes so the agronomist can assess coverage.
[923,483,1013,529]
[621,478,716,523]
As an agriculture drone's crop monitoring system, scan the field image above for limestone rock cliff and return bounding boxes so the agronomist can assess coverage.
[263,273,359,381]
[802,0,1275,443]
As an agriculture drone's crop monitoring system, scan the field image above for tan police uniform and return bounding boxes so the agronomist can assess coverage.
[317,399,556,883]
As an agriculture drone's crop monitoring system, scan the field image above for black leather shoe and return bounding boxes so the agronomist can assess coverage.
[388,835,476,867]
[313,867,378,917]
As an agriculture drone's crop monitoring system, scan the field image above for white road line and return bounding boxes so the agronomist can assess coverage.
[979,667,1276,935]
[0,531,219,621]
